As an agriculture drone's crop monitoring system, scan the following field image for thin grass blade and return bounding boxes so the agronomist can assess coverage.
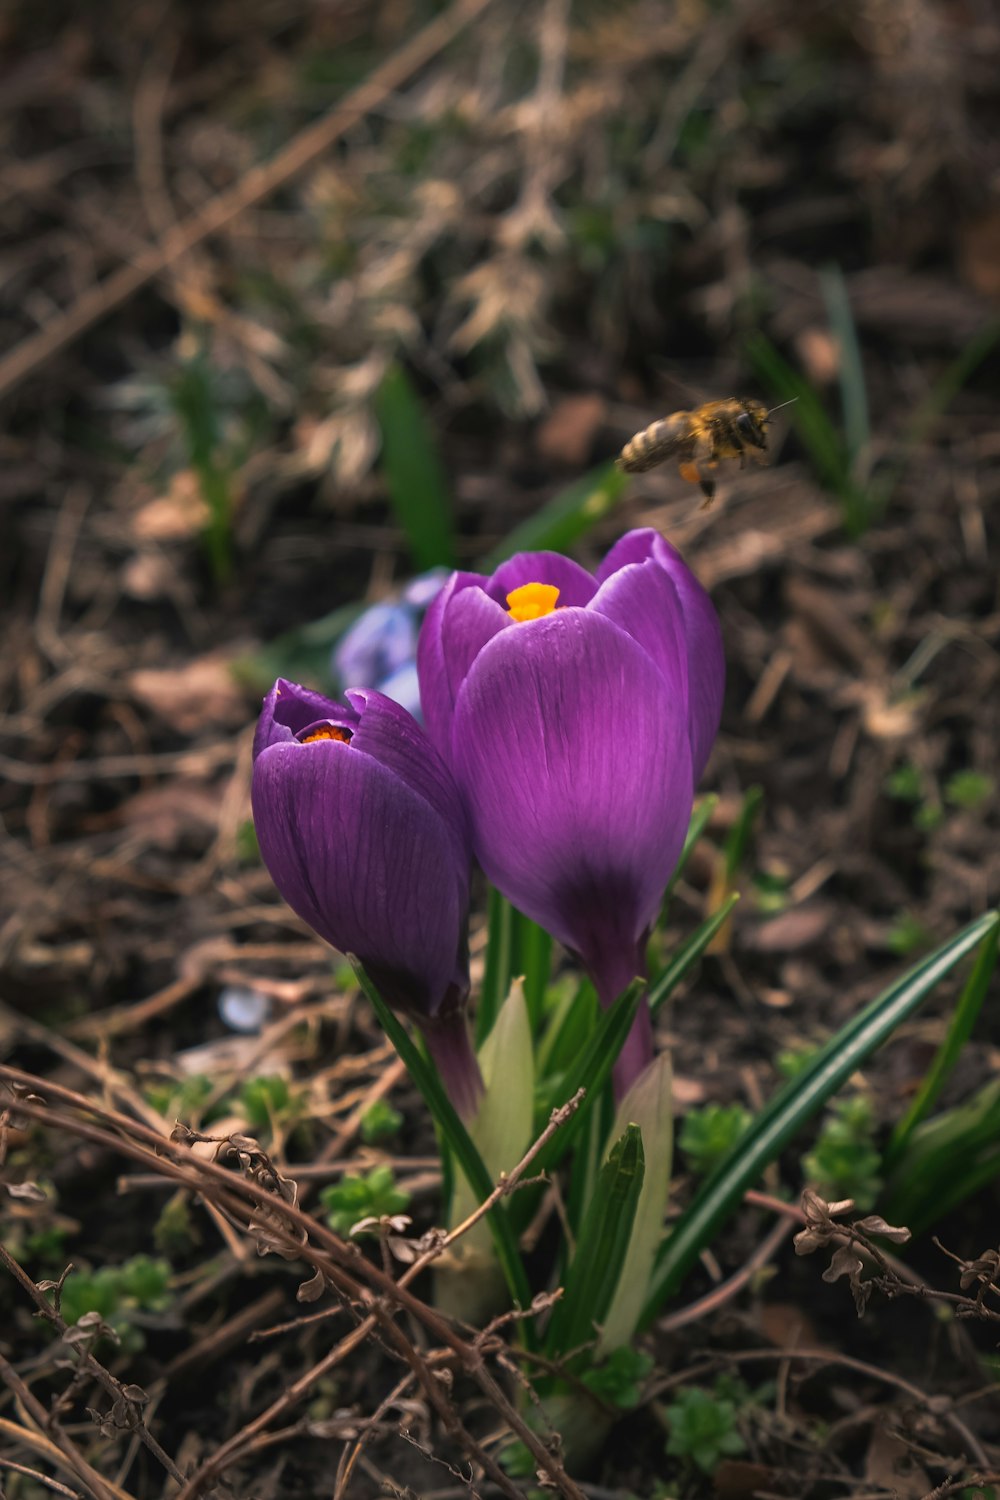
[641,910,999,1324]
[884,921,999,1169]
[649,895,740,1018]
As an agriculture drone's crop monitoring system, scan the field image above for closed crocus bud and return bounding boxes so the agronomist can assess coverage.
[417,530,724,1097]
[252,679,482,1120]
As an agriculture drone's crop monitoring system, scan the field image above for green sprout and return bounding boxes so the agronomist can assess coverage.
[320,1166,410,1236]
[664,1385,745,1474]
[359,1099,404,1144]
[679,1104,752,1177]
[804,1094,881,1210]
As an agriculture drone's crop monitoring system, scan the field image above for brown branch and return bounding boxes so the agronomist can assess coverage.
[0,1243,184,1484]
[0,1354,131,1500]
[0,0,498,402]
[1,1066,588,1500]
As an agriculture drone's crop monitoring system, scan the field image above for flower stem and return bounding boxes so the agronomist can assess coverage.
[421,1011,485,1123]
[612,999,654,1102]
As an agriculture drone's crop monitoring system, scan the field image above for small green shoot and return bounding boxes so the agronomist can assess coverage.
[581,1347,654,1410]
[240,1075,299,1134]
[360,1099,403,1144]
[886,912,932,958]
[320,1166,410,1236]
[664,1385,745,1474]
[679,1104,752,1177]
[59,1256,173,1355]
[803,1095,881,1211]
[946,770,995,812]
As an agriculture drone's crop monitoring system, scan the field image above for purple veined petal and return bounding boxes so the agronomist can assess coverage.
[417,573,509,757]
[596,529,724,781]
[590,558,690,730]
[486,551,598,609]
[254,679,355,761]
[451,607,694,997]
[252,734,468,1018]
[344,688,470,877]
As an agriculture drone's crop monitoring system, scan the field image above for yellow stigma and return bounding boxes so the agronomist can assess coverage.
[505,582,560,622]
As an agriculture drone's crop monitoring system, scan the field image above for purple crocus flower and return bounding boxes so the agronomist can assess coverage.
[252,678,482,1119]
[417,528,724,1097]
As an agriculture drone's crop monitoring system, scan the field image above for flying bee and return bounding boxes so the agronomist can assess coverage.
[616,397,794,506]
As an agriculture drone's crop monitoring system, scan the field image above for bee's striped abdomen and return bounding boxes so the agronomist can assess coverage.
[616,412,690,474]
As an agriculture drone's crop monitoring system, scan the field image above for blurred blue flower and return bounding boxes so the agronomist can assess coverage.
[332,568,449,719]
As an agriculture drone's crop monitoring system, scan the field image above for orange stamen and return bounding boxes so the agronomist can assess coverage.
[301,725,353,744]
[506,582,560,623]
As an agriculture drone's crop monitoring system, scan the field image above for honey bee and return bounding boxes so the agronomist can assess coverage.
[617,397,793,506]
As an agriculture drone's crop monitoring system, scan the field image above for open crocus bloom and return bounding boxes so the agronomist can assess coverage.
[252,679,482,1119]
[417,529,724,1095]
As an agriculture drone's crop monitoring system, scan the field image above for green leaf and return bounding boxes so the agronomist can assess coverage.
[479,462,627,570]
[746,332,870,535]
[546,1123,645,1359]
[665,795,719,901]
[479,894,552,1038]
[514,911,552,1033]
[353,960,534,1324]
[477,886,517,1046]
[649,895,740,1018]
[641,910,999,1323]
[885,919,1000,1169]
[820,264,870,466]
[534,980,646,1176]
[375,363,455,571]
[598,1054,674,1354]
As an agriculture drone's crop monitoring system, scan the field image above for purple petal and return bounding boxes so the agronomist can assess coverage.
[252,734,468,1018]
[597,529,724,780]
[344,688,470,875]
[254,679,354,761]
[486,551,597,609]
[590,559,689,726]
[451,608,693,995]
[417,573,509,757]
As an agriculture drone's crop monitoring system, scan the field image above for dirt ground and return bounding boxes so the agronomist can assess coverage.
[2,1,1000,1496]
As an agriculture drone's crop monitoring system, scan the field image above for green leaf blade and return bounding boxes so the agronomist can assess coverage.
[375,363,455,571]
[546,1123,645,1359]
[641,910,999,1324]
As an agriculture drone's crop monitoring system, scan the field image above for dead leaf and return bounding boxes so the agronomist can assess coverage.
[746,904,835,953]
[129,655,246,734]
[132,471,210,541]
[535,393,607,467]
[864,1424,931,1499]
